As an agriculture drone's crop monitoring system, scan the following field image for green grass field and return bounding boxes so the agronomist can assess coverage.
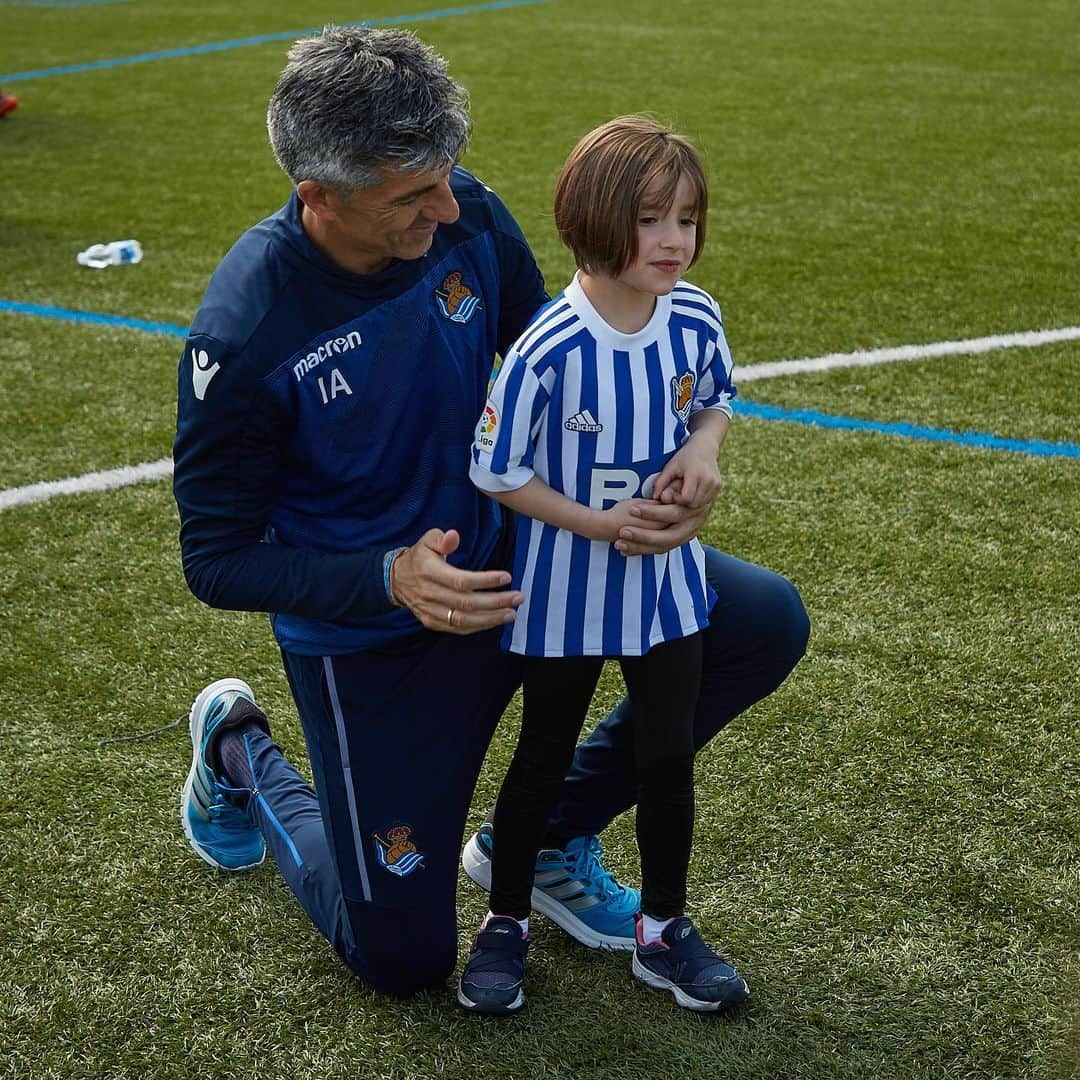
[1,1,1077,1077]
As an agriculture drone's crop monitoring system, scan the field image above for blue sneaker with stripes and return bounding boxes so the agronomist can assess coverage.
[180,678,267,871]
[462,823,639,950]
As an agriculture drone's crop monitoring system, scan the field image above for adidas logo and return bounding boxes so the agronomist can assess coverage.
[564,409,603,433]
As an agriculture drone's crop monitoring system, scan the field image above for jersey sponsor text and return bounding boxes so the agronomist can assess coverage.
[292,330,363,382]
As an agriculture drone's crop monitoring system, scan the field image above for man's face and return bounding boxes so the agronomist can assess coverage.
[306,164,461,274]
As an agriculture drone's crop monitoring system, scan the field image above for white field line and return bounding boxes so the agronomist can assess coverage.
[736,325,1080,381]
[0,459,173,511]
[1,325,1077,512]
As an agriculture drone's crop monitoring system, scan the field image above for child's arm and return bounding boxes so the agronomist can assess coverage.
[470,338,665,545]
[480,476,667,543]
[653,408,729,509]
[651,297,735,510]
[613,300,735,555]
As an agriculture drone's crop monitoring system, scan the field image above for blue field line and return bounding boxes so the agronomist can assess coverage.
[3,297,1076,459]
[0,298,187,337]
[734,400,1080,459]
[0,0,550,83]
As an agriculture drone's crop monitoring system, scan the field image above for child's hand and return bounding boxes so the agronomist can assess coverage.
[657,478,683,504]
[652,432,723,509]
[597,498,667,542]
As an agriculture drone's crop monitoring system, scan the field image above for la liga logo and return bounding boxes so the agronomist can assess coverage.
[476,404,498,450]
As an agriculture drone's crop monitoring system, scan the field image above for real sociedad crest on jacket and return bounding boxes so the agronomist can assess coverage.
[670,371,696,424]
[435,271,482,324]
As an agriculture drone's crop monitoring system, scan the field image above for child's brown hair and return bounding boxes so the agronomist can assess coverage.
[553,115,708,276]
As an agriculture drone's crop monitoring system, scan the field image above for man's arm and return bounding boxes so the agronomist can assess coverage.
[176,334,524,630]
[174,334,393,620]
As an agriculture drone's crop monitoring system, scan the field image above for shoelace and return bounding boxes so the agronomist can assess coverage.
[569,837,635,903]
[206,783,251,830]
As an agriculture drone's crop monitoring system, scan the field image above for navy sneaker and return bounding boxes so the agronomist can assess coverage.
[180,678,268,871]
[462,823,639,950]
[632,914,750,1011]
[456,916,528,1015]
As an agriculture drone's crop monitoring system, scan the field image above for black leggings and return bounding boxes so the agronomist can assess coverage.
[490,632,702,920]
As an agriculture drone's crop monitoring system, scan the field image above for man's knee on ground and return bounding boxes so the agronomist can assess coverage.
[338,902,458,997]
[340,936,457,997]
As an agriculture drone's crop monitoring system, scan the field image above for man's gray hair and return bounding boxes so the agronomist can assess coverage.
[267,25,470,196]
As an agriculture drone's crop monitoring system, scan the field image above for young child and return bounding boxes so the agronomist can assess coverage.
[459,116,750,1015]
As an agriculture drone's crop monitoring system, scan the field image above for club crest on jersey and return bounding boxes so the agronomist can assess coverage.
[435,271,482,324]
[475,404,498,451]
[373,824,425,878]
[670,371,696,423]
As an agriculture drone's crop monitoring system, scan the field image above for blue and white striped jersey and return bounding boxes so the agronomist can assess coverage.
[470,273,737,657]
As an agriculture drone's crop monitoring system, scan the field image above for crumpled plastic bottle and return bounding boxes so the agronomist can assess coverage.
[76,240,143,269]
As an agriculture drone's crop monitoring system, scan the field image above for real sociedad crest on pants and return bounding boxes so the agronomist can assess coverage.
[373,825,425,878]
[435,271,483,324]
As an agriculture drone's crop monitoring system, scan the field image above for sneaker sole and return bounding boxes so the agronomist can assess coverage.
[462,834,635,953]
[455,982,525,1015]
[180,678,265,872]
[631,949,750,1012]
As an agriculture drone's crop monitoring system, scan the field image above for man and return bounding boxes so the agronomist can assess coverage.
[174,25,809,999]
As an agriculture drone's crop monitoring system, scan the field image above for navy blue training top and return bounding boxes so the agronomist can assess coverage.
[173,168,548,655]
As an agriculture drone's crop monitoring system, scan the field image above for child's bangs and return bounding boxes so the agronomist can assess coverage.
[638,144,706,216]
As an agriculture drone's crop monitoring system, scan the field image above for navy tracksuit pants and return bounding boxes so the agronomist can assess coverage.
[240,548,809,996]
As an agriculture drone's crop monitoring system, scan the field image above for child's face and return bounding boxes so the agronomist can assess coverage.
[617,172,699,297]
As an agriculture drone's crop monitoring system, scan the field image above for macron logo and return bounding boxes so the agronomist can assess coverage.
[191,348,220,401]
[564,409,603,433]
[293,330,363,382]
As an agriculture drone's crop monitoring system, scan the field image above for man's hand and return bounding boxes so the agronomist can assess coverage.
[390,528,523,634]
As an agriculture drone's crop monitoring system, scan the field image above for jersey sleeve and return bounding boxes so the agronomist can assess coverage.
[173,333,390,619]
[468,346,549,493]
[691,296,738,419]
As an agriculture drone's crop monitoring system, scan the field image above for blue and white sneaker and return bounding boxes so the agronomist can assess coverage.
[462,823,640,950]
[456,916,528,1015]
[632,914,750,1011]
[180,678,267,872]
